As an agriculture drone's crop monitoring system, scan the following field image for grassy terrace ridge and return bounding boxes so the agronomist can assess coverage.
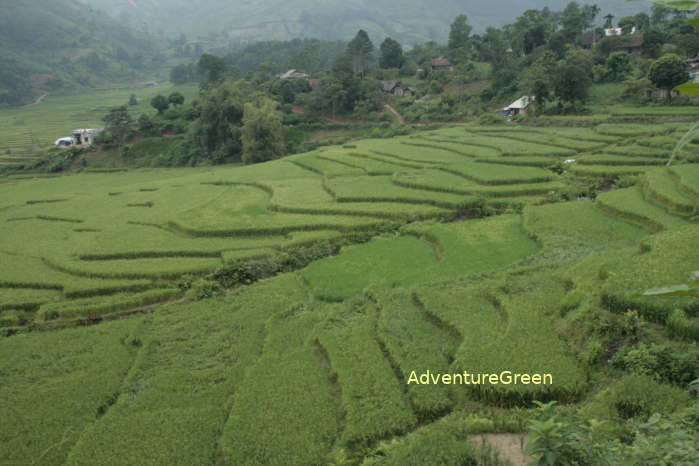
[1,119,699,465]
[596,184,690,232]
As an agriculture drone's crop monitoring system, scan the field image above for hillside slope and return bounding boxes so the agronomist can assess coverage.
[81,0,648,43]
[0,0,161,107]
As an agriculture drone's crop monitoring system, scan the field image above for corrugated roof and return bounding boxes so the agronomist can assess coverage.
[431,57,451,67]
[506,96,533,109]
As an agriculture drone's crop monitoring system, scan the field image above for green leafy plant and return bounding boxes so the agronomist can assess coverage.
[643,270,699,299]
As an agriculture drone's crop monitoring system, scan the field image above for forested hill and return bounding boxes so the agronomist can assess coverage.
[82,0,647,43]
[0,0,161,107]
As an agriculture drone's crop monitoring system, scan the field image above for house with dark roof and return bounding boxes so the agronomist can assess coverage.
[431,57,453,71]
[381,81,416,97]
[621,34,644,56]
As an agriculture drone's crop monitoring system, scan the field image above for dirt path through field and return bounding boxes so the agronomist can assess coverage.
[23,93,49,107]
[384,103,406,124]
[470,433,530,466]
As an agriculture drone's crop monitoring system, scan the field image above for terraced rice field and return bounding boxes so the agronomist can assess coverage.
[0,84,198,156]
[1,122,698,466]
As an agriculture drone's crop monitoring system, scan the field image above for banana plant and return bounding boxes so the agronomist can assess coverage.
[643,271,699,298]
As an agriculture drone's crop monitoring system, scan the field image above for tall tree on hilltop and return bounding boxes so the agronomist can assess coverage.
[604,14,614,29]
[560,2,599,42]
[241,98,284,164]
[553,47,594,108]
[379,37,405,69]
[448,14,472,50]
[191,81,255,163]
[347,30,374,78]
[512,9,555,55]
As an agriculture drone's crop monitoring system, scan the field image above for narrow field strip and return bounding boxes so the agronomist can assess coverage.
[347,151,425,169]
[372,289,457,421]
[393,170,564,197]
[43,256,223,280]
[0,319,143,465]
[64,275,307,466]
[670,164,699,199]
[438,162,556,186]
[576,154,666,166]
[220,305,339,466]
[642,169,698,216]
[36,288,182,322]
[314,299,416,449]
[567,164,653,178]
[596,186,688,232]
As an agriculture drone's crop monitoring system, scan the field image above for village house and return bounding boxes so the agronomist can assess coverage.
[381,80,416,97]
[581,30,644,56]
[54,128,103,147]
[687,54,699,71]
[503,96,533,119]
[279,69,310,79]
[620,34,644,56]
[431,57,453,72]
[604,26,638,36]
[647,88,681,100]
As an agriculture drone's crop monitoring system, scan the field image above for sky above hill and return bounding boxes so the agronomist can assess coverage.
[81,0,650,43]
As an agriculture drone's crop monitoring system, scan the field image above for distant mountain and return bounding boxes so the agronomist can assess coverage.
[0,0,160,106]
[80,0,648,44]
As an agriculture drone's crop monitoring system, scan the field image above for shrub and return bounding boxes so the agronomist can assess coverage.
[667,308,699,341]
[611,342,699,386]
[185,279,222,300]
[211,256,279,288]
[604,374,690,420]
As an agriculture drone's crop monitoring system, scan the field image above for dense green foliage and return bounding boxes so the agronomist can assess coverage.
[0,0,162,106]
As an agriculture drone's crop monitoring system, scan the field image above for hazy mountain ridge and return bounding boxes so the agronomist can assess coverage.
[82,0,648,43]
[0,0,160,106]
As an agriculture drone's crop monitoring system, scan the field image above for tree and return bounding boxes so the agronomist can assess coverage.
[137,114,160,137]
[512,9,555,55]
[643,28,666,58]
[606,51,633,82]
[448,14,472,50]
[604,14,614,29]
[560,2,598,42]
[347,30,374,77]
[379,37,404,69]
[171,63,198,84]
[102,106,133,148]
[191,81,255,163]
[521,51,557,112]
[241,98,284,164]
[168,92,185,108]
[128,94,138,106]
[635,12,651,30]
[649,53,688,100]
[618,16,636,34]
[476,27,509,66]
[198,53,227,84]
[150,95,169,114]
[553,47,593,108]
[651,4,673,25]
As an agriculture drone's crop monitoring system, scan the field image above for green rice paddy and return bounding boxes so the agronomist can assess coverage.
[1,115,698,465]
